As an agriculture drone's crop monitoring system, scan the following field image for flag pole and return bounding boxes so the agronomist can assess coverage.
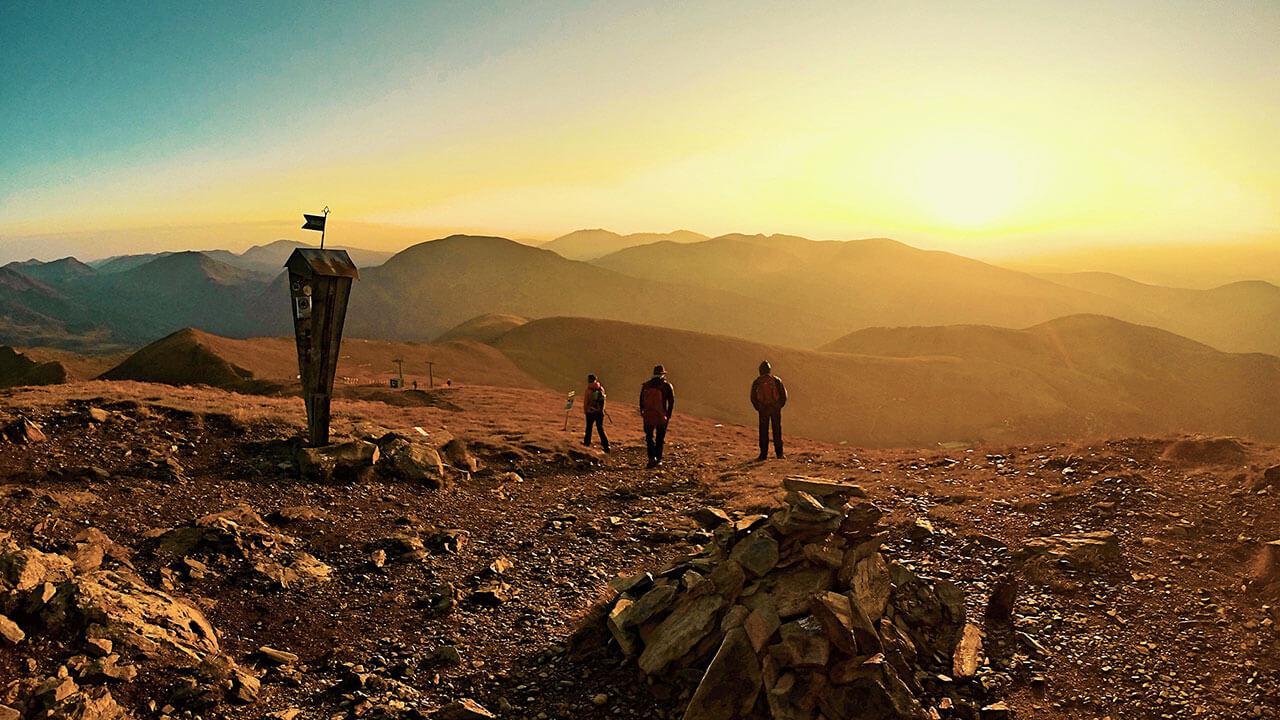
[320,206,330,249]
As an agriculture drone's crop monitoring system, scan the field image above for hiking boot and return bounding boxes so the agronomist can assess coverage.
[755,453,768,462]
[646,459,659,469]
[775,452,785,459]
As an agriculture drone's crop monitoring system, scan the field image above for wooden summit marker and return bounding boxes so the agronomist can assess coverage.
[285,248,358,447]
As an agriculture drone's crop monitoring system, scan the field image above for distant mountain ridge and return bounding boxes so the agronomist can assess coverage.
[3,231,1279,360]
[540,229,709,261]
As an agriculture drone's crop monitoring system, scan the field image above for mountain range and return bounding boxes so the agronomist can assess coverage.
[3,230,1279,360]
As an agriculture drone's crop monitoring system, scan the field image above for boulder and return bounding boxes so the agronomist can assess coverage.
[441,438,479,472]
[985,574,1018,620]
[381,439,446,486]
[39,570,220,660]
[0,544,75,591]
[297,440,379,480]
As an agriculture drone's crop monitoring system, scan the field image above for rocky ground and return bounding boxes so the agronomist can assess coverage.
[1,382,1278,719]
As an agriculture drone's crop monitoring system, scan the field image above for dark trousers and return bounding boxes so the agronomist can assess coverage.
[759,410,782,456]
[584,412,608,450]
[644,422,668,461]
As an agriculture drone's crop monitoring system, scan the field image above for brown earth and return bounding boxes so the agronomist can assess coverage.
[0,381,1277,718]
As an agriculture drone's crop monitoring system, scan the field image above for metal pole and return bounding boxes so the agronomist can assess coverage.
[320,206,330,249]
[427,361,435,388]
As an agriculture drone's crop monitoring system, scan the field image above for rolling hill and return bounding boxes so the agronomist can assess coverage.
[493,315,1280,447]
[99,327,545,394]
[1038,272,1280,355]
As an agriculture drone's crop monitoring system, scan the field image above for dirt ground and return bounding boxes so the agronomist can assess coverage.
[1,381,1277,719]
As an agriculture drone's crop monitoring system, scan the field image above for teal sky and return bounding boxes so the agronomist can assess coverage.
[3,1,1278,260]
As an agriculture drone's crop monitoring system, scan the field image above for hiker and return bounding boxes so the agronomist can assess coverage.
[751,360,787,461]
[639,365,675,468]
[583,374,610,452]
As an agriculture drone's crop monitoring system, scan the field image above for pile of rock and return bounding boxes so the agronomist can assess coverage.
[0,530,262,719]
[144,504,332,591]
[606,476,1008,720]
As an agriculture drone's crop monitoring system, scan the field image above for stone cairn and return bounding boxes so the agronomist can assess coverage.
[606,476,1006,720]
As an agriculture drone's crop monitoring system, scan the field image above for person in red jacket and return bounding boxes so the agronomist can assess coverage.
[751,360,787,461]
[639,365,675,468]
[583,374,609,452]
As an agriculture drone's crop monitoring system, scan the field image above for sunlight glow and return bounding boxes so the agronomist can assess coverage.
[914,144,1020,230]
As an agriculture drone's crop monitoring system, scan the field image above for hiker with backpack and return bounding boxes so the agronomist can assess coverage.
[751,360,787,461]
[639,365,675,468]
[583,374,610,452]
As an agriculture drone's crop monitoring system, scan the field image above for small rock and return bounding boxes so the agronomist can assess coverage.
[0,614,23,645]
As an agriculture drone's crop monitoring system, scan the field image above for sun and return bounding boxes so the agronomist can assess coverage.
[914,144,1020,230]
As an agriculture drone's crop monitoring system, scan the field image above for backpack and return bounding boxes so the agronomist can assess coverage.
[588,387,606,413]
[641,382,667,422]
[756,376,780,406]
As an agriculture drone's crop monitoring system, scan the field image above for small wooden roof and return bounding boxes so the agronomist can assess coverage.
[284,248,359,279]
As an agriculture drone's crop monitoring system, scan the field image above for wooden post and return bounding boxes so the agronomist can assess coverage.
[286,249,359,447]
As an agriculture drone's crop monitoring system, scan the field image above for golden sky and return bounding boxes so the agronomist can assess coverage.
[3,1,1277,258]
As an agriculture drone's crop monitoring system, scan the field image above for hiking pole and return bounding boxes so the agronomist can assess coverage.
[604,410,614,424]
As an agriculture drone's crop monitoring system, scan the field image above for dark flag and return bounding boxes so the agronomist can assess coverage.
[302,214,326,232]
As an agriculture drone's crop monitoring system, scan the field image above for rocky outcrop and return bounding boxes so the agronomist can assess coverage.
[605,478,1004,719]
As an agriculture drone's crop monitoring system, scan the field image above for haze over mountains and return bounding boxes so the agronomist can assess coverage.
[4,227,1279,358]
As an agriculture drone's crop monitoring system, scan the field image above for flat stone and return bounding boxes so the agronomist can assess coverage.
[1014,530,1122,571]
[840,502,883,537]
[952,623,984,678]
[809,591,858,655]
[783,476,866,500]
[770,616,830,668]
[607,598,640,656]
[691,507,732,529]
[744,604,781,653]
[682,628,761,720]
[433,698,496,719]
[770,564,835,617]
[730,530,779,578]
[848,552,891,620]
[638,594,726,675]
[259,646,299,665]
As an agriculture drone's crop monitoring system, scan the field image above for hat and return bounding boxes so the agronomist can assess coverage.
[759,360,771,374]
[652,364,666,375]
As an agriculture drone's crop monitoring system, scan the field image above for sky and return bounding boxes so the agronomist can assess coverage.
[2,0,1278,260]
